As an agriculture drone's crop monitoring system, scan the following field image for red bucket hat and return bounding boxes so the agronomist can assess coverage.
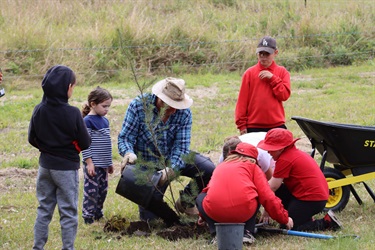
[231,142,258,159]
[257,128,300,151]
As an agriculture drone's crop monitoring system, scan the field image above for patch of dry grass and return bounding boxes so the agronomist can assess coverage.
[0,0,373,81]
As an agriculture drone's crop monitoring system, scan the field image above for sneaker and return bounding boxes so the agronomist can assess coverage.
[324,210,343,231]
[94,214,103,221]
[184,206,199,216]
[243,231,255,244]
[84,218,94,225]
[175,197,199,216]
[175,197,186,213]
[209,236,217,245]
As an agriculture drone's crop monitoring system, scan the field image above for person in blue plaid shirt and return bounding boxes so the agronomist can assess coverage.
[118,77,215,226]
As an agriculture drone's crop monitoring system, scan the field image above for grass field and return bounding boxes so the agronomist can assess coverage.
[1,61,375,249]
[1,0,375,248]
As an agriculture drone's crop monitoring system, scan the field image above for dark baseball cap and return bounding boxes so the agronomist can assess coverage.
[256,36,277,54]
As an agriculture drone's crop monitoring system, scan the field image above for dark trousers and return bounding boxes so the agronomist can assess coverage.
[246,124,287,133]
[139,152,215,223]
[276,184,327,231]
[196,192,258,236]
[82,166,108,220]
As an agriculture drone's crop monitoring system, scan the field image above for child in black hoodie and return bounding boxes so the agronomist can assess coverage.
[28,65,91,250]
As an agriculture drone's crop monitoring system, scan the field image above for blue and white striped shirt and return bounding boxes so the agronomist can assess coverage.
[82,115,113,168]
[118,94,192,170]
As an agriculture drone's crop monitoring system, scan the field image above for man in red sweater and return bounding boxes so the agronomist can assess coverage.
[235,36,291,134]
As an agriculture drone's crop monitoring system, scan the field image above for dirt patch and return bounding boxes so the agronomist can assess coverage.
[295,136,312,153]
[0,167,37,193]
[291,75,313,82]
[0,167,37,178]
[103,215,210,241]
[156,223,209,241]
[189,85,219,100]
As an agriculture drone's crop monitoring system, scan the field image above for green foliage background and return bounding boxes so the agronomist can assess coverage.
[0,0,374,85]
[0,0,375,249]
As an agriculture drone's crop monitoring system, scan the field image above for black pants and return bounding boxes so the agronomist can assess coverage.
[246,124,287,133]
[139,152,215,224]
[276,184,327,231]
[196,192,259,236]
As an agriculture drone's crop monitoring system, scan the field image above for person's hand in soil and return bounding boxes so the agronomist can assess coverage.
[285,217,294,230]
[197,216,206,226]
[260,210,271,224]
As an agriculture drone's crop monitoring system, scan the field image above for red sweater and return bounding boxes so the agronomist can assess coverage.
[273,146,329,201]
[235,61,291,130]
[202,160,289,224]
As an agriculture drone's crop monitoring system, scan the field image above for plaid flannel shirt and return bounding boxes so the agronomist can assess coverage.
[118,94,192,170]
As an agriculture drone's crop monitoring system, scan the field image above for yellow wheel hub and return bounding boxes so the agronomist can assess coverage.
[326,177,343,208]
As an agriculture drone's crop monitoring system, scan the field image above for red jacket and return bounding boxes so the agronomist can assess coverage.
[202,160,289,224]
[235,61,291,130]
[273,146,329,201]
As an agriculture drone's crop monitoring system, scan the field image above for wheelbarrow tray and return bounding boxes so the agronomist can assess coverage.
[292,116,375,211]
[292,116,375,171]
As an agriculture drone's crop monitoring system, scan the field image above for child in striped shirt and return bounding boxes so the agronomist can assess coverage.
[81,86,113,224]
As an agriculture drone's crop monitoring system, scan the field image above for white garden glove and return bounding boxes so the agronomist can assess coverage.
[158,167,176,187]
[121,153,137,170]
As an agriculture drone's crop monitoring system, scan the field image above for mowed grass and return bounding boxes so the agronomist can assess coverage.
[1,61,375,249]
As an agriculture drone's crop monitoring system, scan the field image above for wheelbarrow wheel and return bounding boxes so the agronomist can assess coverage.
[323,167,350,212]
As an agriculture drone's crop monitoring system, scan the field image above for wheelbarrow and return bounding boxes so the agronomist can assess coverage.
[292,116,375,212]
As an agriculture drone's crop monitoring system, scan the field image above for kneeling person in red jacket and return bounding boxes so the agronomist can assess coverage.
[257,128,342,231]
[196,142,293,244]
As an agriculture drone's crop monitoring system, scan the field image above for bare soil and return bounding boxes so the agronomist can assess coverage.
[0,167,38,192]
[103,216,210,241]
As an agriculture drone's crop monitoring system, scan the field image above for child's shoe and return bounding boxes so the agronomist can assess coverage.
[324,210,343,231]
[209,236,217,245]
[84,218,94,224]
[94,214,103,221]
[243,230,256,244]
[175,192,199,217]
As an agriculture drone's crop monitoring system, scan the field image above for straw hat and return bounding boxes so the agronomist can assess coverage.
[152,77,193,109]
[257,128,300,151]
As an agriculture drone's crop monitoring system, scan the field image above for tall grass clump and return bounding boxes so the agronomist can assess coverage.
[0,0,373,84]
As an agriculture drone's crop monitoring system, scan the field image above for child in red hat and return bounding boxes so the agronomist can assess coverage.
[257,128,342,231]
[196,142,293,245]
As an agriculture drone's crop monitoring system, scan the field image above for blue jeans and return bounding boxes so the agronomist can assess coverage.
[33,167,79,250]
[139,151,215,222]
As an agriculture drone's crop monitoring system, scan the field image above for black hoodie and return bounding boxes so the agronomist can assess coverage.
[28,65,91,170]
